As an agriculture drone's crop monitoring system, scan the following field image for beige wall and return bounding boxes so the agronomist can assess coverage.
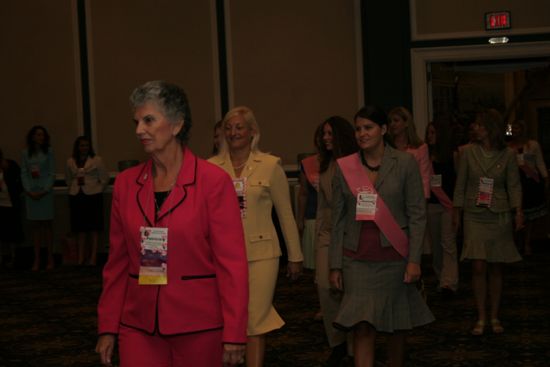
[87,0,220,170]
[411,0,550,41]
[1,1,362,173]
[0,0,81,172]
[227,0,362,165]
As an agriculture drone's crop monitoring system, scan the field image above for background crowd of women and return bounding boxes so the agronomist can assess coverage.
[0,79,546,366]
[295,105,545,366]
[0,128,109,271]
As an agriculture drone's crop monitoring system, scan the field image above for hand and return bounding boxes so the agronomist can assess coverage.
[286,261,302,281]
[95,334,116,366]
[27,191,39,200]
[28,191,46,200]
[515,211,525,231]
[329,269,343,291]
[403,262,421,283]
[223,343,246,366]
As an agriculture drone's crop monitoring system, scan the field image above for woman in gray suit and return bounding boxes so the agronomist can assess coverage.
[453,109,522,336]
[329,106,433,367]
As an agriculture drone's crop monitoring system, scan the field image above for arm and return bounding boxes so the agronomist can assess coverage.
[96,177,130,365]
[270,160,304,264]
[532,140,549,185]
[506,150,523,230]
[97,178,129,334]
[296,166,308,235]
[315,171,331,247]
[416,144,432,199]
[403,156,427,266]
[44,150,56,192]
[207,171,248,345]
[65,159,74,188]
[20,152,31,193]
[453,145,469,213]
[328,168,346,271]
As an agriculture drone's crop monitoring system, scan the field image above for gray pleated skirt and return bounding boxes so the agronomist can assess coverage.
[462,211,522,263]
[333,257,435,333]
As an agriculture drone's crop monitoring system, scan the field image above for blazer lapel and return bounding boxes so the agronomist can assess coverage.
[241,152,261,180]
[136,161,155,227]
[375,146,396,190]
[156,147,196,222]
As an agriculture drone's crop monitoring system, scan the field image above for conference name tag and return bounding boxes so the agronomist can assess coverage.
[139,226,168,285]
[476,177,494,208]
[356,191,377,220]
[30,164,41,179]
[233,177,247,218]
[430,174,442,188]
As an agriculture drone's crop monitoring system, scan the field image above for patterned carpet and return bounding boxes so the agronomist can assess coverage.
[1,242,549,367]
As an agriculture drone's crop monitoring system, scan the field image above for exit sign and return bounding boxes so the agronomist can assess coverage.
[485,11,511,30]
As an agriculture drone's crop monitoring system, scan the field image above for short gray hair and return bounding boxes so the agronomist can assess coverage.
[130,80,192,144]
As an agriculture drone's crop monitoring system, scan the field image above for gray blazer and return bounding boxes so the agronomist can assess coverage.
[453,144,521,213]
[329,146,427,269]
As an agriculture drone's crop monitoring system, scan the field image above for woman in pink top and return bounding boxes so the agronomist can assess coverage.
[388,106,431,199]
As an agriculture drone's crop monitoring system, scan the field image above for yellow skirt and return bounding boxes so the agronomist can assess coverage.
[247,257,285,336]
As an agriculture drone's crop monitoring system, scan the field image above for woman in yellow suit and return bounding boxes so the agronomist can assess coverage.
[209,106,303,367]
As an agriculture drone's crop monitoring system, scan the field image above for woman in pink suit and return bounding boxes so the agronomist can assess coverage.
[95,81,249,367]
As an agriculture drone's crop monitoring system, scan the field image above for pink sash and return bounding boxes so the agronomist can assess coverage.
[302,155,320,191]
[429,163,453,211]
[337,154,409,259]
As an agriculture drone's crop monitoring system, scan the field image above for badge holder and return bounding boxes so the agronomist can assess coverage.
[476,177,494,208]
[139,226,168,285]
[233,177,247,218]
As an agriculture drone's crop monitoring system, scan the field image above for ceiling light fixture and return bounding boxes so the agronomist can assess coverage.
[488,37,509,44]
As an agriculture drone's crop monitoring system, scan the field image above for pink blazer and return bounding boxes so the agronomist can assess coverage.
[97,148,249,343]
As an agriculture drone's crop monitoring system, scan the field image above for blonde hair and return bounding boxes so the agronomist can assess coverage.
[388,106,423,148]
[218,106,262,156]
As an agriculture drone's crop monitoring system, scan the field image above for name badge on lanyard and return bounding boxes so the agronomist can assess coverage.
[139,226,168,285]
[233,177,247,218]
[30,164,41,179]
[430,174,442,188]
[356,191,377,220]
[476,177,494,208]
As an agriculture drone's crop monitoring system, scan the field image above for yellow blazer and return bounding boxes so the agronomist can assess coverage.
[209,152,303,263]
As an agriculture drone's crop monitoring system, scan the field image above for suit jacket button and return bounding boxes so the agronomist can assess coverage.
[259,235,263,239]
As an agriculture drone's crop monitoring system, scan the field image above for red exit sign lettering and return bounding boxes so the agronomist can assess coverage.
[485,11,511,30]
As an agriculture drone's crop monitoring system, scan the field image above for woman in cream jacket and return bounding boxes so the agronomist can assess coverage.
[65,136,109,265]
[209,106,303,367]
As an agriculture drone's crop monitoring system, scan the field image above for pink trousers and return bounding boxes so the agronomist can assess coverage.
[119,325,223,367]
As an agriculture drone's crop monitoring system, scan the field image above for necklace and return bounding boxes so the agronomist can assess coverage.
[360,151,381,172]
[232,161,247,170]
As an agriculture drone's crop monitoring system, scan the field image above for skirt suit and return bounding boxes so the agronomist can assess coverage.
[209,151,303,336]
[454,144,522,263]
[329,147,434,332]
